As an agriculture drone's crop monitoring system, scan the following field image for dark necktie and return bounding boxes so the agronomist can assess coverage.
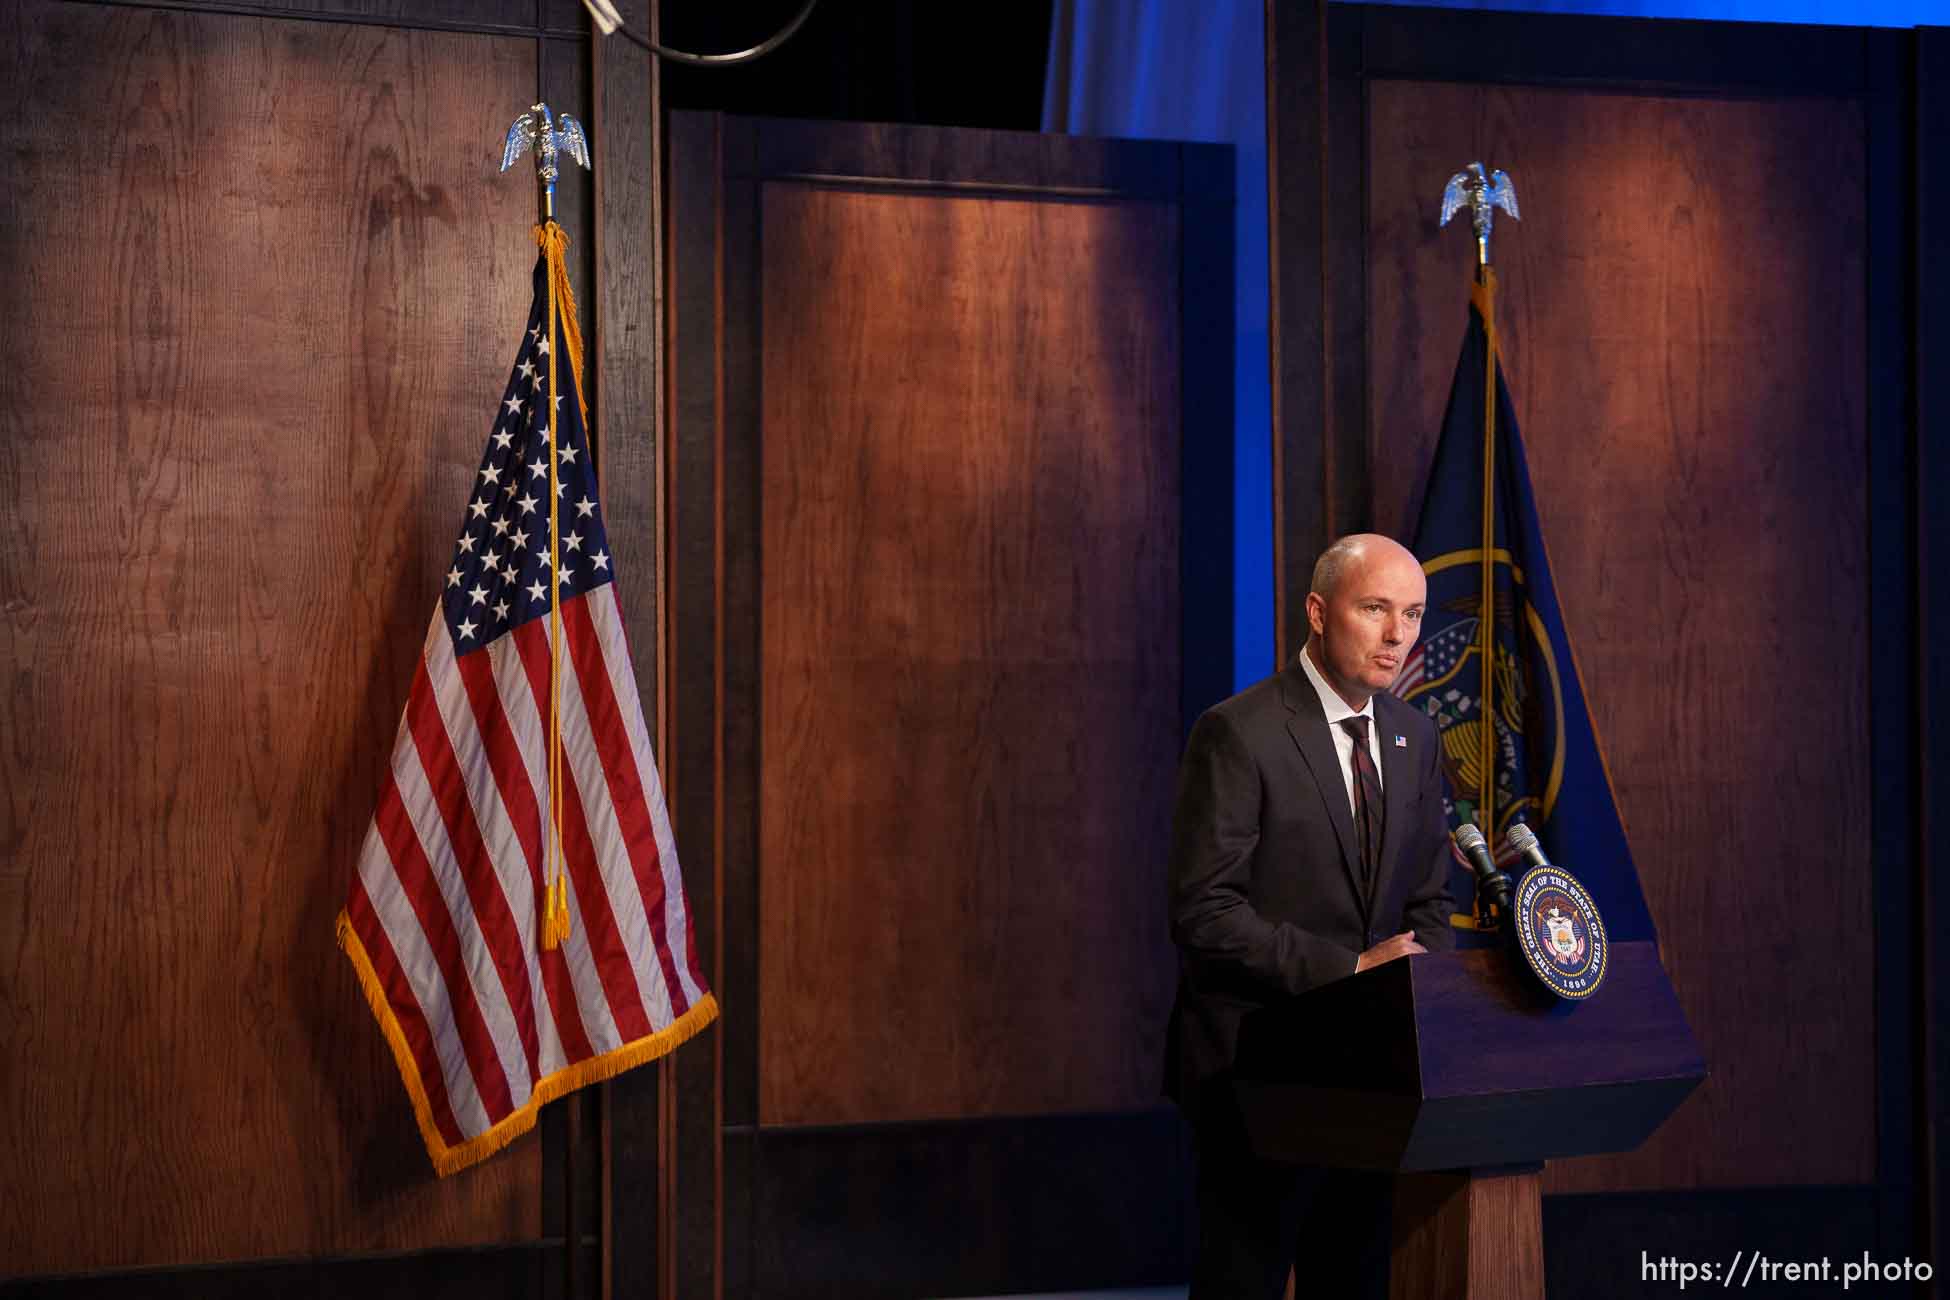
[1340,715,1383,892]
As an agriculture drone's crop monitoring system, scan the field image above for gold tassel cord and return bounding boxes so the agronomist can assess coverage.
[537,225,590,423]
[533,220,586,950]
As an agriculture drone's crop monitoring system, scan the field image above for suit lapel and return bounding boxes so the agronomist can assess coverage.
[1373,694,1413,914]
[1280,663,1365,914]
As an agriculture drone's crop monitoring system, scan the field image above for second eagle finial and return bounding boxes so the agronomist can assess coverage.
[1440,162,1519,267]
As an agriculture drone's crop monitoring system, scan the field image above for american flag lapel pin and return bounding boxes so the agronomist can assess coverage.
[1394,734,1408,748]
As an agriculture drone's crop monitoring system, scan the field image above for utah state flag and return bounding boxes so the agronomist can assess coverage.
[1398,274,1658,945]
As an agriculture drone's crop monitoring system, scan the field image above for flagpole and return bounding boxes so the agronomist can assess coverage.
[506,100,594,1299]
[504,102,591,949]
[1476,263,1497,845]
[1439,162,1519,865]
[546,233,569,948]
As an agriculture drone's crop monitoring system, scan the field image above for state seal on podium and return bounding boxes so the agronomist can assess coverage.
[1513,865,1609,999]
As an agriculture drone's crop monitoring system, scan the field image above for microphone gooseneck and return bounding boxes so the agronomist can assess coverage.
[1452,822,1513,919]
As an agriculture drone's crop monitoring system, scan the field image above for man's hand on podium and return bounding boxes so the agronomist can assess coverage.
[1355,930,1427,973]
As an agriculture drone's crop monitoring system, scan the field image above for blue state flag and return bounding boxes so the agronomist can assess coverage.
[1399,275,1657,945]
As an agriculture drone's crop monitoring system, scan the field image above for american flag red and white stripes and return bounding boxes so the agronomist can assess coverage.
[338,227,715,1176]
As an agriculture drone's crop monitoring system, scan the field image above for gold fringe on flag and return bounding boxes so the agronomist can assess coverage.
[336,910,719,1175]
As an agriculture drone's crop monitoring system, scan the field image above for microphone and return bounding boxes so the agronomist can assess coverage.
[1506,822,1551,870]
[1452,822,1512,916]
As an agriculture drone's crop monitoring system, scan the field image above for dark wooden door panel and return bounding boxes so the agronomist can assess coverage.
[663,113,1232,1297]
[757,183,1182,1126]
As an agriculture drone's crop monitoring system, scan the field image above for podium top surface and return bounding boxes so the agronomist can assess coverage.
[1237,941,1704,1099]
[1229,941,1707,1169]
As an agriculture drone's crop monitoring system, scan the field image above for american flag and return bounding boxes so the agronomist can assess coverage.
[337,248,715,1176]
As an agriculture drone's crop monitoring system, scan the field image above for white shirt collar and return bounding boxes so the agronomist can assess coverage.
[1297,643,1376,728]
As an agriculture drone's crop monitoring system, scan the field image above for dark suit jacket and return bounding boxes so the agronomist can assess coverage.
[1164,657,1456,1110]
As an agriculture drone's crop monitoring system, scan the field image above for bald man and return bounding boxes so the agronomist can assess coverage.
[1165,534,1456,1300]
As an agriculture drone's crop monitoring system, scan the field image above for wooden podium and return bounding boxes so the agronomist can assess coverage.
[1231,941,1705,1299]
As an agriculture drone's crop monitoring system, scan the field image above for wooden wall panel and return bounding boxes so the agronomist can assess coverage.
[756,185,1182,1126]
[1364,81,1872,1189]
[0,2,552,1273]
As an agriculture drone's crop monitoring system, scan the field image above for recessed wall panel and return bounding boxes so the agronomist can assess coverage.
[757,185,1183,1126]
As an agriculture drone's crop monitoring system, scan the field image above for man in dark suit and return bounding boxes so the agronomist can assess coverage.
[1166,533,1456,1300]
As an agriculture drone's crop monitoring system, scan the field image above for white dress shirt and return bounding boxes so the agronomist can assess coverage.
[1297,645,1384,817]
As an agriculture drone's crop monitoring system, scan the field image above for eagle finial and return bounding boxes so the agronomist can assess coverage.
[501,101,593,220]
[1439,162,1520,266]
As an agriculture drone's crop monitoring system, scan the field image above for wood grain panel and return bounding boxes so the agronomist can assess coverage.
[1390,1170,1545,1300]
[1364,82,1871,1189]
[756,184,1182,1126]
[0,2,551,1273]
